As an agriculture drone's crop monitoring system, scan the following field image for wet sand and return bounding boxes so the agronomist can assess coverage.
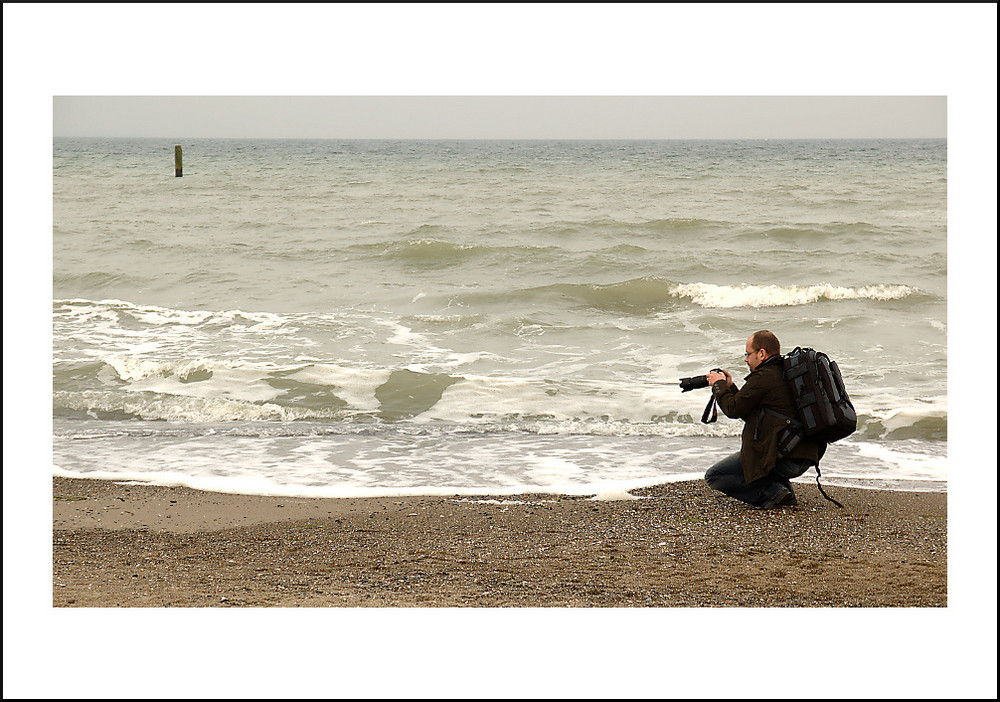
[52,476,947,607]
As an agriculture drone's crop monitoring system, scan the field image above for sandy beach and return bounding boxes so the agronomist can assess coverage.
[52,476,946,608]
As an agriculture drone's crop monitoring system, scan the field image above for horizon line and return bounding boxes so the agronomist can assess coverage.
[53,135,948,141]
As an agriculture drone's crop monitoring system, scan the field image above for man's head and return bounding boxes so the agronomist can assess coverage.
[745,330,780,371]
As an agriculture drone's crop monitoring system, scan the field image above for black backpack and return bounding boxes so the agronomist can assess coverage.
[772,347,858,506]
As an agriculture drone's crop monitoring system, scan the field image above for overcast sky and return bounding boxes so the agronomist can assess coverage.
[52,95,946,140]
[12,5,985,142]
[10,5,987,141]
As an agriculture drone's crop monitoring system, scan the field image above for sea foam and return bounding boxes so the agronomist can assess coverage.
[672,282,919,308]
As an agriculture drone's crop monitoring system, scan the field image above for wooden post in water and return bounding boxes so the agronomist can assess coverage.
[174,145,182,177]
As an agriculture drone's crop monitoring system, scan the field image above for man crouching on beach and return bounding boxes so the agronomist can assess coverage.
[703,330,823,509]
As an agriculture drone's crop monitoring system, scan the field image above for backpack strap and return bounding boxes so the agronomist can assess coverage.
[756,407,801,440]
[755,407,787,439]
[813,461,844,508]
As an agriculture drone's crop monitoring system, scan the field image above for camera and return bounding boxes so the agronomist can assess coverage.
[679,369,724,393]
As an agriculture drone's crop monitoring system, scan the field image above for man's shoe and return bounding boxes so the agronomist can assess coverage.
[758,484,797,510]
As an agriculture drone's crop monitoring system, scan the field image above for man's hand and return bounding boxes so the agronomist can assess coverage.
[706,370,732,386]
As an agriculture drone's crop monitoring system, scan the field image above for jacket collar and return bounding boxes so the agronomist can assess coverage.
[760,353,784,369]
[748,353,784,376]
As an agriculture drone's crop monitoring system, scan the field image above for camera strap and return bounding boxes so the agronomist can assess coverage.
[700,395,718,424]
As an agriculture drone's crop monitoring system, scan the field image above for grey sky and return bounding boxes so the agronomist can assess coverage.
[20,4,987,141]
[53,96,946,140]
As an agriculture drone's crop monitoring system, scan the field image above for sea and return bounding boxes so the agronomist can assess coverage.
[52,138,948,498]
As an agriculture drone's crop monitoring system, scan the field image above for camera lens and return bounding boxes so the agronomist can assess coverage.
[679,375,709,393]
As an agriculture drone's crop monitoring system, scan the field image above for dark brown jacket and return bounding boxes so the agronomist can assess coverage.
[711,354,822,484]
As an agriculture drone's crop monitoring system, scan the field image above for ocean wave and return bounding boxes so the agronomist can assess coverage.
[356,237,655,273]
[671,282,921,308]
[759,221,886,237]
[370,238,561,267]
[53,361,464,423]
[855,408,948,441]
[473,278,923,313]
[379,238,484,264]
[53,298,287,328]
[53,271,148,290]
[53,391,303,423]
[527,278,682,313]
[636,217,732,234]
[52,401,949,444]
[532,216,732,240]
[53,357,947,442]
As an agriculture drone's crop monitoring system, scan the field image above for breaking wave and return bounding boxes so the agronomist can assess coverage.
[52,356,947,442]
[670,281,922,308]
[471,278,923,313]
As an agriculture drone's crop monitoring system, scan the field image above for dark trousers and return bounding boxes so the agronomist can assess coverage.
[705,452,813,507]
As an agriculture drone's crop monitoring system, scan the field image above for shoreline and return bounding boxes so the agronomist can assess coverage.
[52,475,947,607]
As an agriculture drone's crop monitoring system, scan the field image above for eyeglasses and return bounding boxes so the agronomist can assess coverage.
[744,349,760,357]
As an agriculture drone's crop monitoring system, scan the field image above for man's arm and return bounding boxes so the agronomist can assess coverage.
[711,372,766,420]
